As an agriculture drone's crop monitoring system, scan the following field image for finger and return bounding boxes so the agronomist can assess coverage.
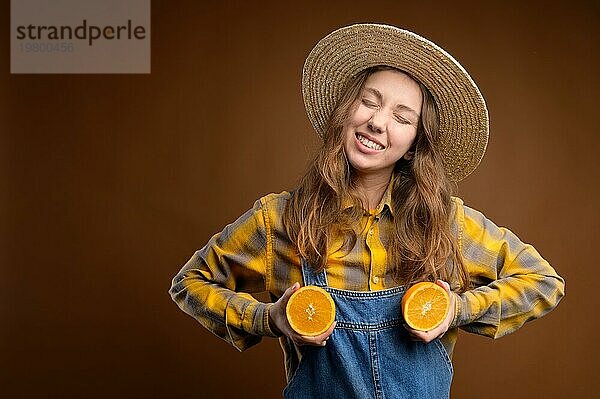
[292,334,324,347]
[315,321,337,340]
[435,279,451,293]
[413,329,436,343]
[403,323,422,340]
[410,330,427,340]
[408,330,424,341]
[281,282,301,302]
[300,321,337,345]
[299,337,329,347]
[271,283,301,335]
[403,323,423,334]
[403,323,436,342]
[434,281,456,325]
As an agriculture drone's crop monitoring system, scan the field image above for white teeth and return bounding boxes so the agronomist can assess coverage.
[357,134,384,150]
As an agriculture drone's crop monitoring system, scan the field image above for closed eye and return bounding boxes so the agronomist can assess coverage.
[361,98,379,108]
[394,114,412,125]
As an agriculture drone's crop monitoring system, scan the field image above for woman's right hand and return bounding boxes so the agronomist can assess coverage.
[268,282,336,347]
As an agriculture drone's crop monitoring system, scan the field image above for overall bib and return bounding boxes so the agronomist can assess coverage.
[283,259,453,399]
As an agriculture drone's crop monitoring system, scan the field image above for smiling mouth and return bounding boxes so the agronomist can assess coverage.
[356,133,385,150]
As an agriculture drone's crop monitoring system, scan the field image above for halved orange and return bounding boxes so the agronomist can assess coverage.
[286,285,336,336]
[401,282,450,331]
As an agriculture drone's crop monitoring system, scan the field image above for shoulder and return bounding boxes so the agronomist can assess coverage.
[450,196,464,209]
[259,191,292,206]
[254,191,292,223]
[450,196,491,224]
[450,196,508,243]
[449,196,465,240]
[257,191,292,214]
[449,196,500,240]
[449,196,465,223]
[225,192,291,226]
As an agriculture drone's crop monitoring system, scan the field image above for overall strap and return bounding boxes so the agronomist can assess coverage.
[300,258,328,287]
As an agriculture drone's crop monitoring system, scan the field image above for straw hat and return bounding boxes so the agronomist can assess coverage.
[302,23,489,182]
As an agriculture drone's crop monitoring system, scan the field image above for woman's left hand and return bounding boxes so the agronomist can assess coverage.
[404,280,456,343]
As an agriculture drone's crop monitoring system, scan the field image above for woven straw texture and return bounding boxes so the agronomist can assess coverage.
[302,24,489,182]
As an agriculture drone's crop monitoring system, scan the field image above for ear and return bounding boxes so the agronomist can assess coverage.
[403,151,414,161]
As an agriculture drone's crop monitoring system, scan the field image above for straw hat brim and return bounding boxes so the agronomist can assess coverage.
[302,23,489,182]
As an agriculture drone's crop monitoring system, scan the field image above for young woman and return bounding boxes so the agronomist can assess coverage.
[169,24,564,398]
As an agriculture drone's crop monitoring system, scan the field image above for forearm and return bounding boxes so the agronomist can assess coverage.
[169,198,276,350]
[170,259,278,351]
[454,205,566,338]
[453,276,565,338]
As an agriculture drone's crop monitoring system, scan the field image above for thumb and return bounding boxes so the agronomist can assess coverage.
[282,282,301,301]
[435,279,451,293]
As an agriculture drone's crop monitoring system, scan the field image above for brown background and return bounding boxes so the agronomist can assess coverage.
[2,1,598,398]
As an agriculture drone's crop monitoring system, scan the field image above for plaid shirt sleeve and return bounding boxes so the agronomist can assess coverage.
[450,198,565,338]
[169,197,279,352]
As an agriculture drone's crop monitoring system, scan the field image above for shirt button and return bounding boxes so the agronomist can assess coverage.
[372,276,380,284]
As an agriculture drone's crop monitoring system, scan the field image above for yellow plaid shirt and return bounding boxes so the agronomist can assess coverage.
[170,187,565,362]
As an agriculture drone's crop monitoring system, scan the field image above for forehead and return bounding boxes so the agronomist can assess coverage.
[362,69,423,107]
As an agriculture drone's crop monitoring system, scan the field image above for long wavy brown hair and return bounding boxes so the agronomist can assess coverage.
[283,66,469,292]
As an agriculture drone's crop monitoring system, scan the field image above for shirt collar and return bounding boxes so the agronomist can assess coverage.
[342,174,395,217]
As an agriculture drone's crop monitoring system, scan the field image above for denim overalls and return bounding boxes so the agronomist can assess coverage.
[283,259,453,399]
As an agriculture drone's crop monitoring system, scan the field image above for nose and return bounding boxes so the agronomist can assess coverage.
[367,110,386,134]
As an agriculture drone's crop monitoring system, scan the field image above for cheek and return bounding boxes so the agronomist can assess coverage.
[348,105,372,126]
[389,127,418,148]
[342,125,356,153]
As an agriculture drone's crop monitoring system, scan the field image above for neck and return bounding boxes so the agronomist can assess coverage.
[354,169,392,210]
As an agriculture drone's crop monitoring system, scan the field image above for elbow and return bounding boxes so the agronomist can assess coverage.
[537,273,565,314]
[169,253,206,301]
[168,273,183,303]
[168,274,180,300]
[548,268,565,302]
[168,264,215,306]
[168,269,193,304]
[554,274,566,306]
